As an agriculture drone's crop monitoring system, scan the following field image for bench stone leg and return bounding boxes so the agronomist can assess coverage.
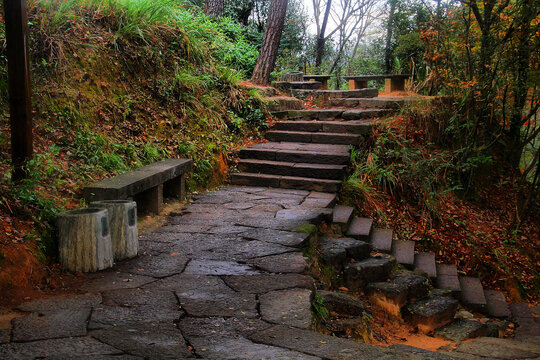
[354,80,368,89]
[163,174,185,200]
[389,77,405,92]
[135,184,163,214]
[348,79,356,90]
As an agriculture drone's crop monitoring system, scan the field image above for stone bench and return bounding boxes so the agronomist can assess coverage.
[303,75,331,90]
[83,159,192,214]
[344,74,410,92]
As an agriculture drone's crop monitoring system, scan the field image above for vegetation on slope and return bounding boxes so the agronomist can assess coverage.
[0,0,269,303]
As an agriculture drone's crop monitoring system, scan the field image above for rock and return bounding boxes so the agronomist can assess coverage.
[12,308,90,342]
[259,288,313,329]
[391,271,430,301]
[454,337,540,359]
[343,256,395,290]
[89,304,181,330]
[79,271,155,293]
[0,337,122,358]
[90,322,194,359]
[366,282,408,317]
[435,319,488,342]
[325,317,369,336]
[486,319,509,338]
[320,237,371,266]
[249,325,390,359]
[247,252,308,273]
[404,296,459,333]
[316,290,366,316]
[455,310,475,319]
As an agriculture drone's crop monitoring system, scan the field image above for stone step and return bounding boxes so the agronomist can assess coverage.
[271,109,391,121]
[483,290,511,319]
[414,252,437,280]
[404,296,459,333]
[288,81,322,90]
[292,88,378,100]
[370,228,393,253]
[436,264,461,297]
[320,237,371,266]
[330,97,408,109]
[237,159,346,180]
[264,96,304,111]
[391,240,415,269]
[231,173,342,193]
[459,276,487,313]
[343,255,396,290]
[239,142,350,165]
[273,121,372,135]
[332,205,354,232]
[265,130,362,145]
[345,217,373,241]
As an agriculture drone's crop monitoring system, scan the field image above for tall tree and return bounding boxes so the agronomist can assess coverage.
[251,0,289,84]
[384,0,397,73]
[313,0,332,68]
[205,0,224,17]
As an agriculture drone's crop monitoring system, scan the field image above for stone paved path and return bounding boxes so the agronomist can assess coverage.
[2,186,537,359]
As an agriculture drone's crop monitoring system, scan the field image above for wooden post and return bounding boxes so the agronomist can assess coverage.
[3,0,33,181]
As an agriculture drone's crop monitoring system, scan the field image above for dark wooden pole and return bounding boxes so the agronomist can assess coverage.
[3,0,33,181]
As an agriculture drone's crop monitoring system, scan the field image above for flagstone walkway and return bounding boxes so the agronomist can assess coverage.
[2,186,538,359]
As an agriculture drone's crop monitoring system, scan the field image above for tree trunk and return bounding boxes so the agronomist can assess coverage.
[384,0,397,73]
[205,0,224,17]
[251,0,289,85]
[315,0,332,69]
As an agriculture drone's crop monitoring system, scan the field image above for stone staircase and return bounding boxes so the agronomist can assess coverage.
[230,84,537,356]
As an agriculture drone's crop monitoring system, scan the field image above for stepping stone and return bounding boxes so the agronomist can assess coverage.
[390,271,430,300]
[315,290,366,316]
[392,240,415,268]
[12,308,90,342]
[321,121,372,135]
[183,260,259,276]
[265,131,362,145]
[249,325,390,359]
[273,109,344,121]
[276,208,332,223]
[404,296,459,333]
[222,274,315,294]
[0,337,122,359]
[508,303,540,343]
[346,217,373,241]
[414,252,437,280]
[90,322,194,359]
[332,205,354,232]
[435,319,488,342]
[320,237,371,266]
[459,276,487,313]
[301,192,337,208]
[343,256,395,290]
[436,264,461,296]
[454,337,540,359]
[370,228,393,253]
[240,228,310,247]
[342,109,392,120]
[265,96,303,111]
[259,288,313,329]
[247,252,308,273]
[484,290,511,318]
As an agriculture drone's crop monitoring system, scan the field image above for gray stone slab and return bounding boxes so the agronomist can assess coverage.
[0,337,123,358]
[276,209,331,223]
[236,218,308,231]
[320,237,371,265]
[12,308,90,342]
[386,345,456,360]
[484,290,511,318]
[414,252,437,279]
[223,274,315,294]
[259,288,313,329]
[89,304,182,329]
[316,290,366,316]
[459,276,487,312]
[247,252,308,273]
[346,217,373,241]
[115,253,189,278]
[435,319,488,342]
[183,260,259,275]
[392,240,415,267]
[80,271,155,293]
[240,227,310,247]
[91,322,194,359]
[179,317,318,360]
[332,205,354,229]
[370,228,393,253]
[455,337,540,359]
[201,240,296,261]
[249,325,392,359]
[436,264,461,295]
[16,293,102,312]
[153,223,211,233]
